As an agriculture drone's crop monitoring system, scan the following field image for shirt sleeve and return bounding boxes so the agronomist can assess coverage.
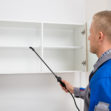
[74,87,86,99]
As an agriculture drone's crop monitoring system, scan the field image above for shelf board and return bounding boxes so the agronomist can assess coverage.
[0,20,85,26]
[0,20,41,26]
[44,46,83,49]
[0,46,83,50]
[0,46,40,49]
[0,70,81,75]
[43,23,85,30]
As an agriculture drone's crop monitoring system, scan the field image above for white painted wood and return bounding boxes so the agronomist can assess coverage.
[0,20,86,73]
[0,72,88,111]
[44,46,83,49]
[0,0,85,24]
[0,20,87,111]
[0,21,41,47]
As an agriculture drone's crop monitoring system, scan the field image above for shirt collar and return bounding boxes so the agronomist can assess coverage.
[93,49,111,72]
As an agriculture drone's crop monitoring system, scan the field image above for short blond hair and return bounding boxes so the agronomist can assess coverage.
[93,10,111,40]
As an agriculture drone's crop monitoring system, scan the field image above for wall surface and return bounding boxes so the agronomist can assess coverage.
[0,72,88,111]
[0,0,85,24]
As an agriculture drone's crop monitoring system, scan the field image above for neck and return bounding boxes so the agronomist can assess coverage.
[96,47,111,58]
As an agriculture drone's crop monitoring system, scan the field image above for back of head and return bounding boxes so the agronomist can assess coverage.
[93,10,111,41]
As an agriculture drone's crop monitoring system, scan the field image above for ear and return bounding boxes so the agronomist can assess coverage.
[98,32,104,41]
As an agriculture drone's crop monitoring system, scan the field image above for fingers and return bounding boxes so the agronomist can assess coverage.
[59,79,74,94]
[61,79,67,84]
[59,80,69,93]
[60,83,68,93]
[63,87,69,93]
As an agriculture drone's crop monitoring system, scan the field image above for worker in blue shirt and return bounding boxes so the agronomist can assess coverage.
[60,10,111,111]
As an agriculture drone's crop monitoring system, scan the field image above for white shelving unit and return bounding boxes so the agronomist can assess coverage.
[0,21,42,74]
[0,20,87,111]
[0,20,86,74]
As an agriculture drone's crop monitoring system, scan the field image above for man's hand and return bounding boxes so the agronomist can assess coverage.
[60,80,74,94]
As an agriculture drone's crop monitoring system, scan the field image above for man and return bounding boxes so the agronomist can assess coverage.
[61,10,111,111]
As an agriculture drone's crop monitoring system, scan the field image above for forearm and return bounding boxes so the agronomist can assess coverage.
[60,79,88,99]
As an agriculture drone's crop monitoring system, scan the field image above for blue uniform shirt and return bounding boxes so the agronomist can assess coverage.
[89,49,111,111]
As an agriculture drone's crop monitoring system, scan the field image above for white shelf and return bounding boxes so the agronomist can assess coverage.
[0,20,86,74]
[43,23,84,29]
[0,21,42,48]
[0,46,40,49]
[0,70,81,75]
[0,20,41,27]
[43,23,85,47]
[44,45,83,49]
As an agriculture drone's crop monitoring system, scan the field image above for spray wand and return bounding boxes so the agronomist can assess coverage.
[29,46,80,111]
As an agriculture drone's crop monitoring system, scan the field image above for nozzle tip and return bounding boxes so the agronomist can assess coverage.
[29,46,35,51]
